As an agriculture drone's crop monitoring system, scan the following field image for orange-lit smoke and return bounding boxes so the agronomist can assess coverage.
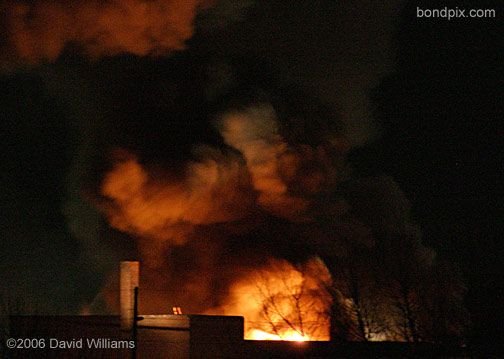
[1,0,213,66]
[97,104,345,329]
[206,257,332,341]
[219,105,310,219]
[101,104,344,244]
[101,150,251,247]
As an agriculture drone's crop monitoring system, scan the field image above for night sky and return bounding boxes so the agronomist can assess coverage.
[359,1,502,344]
[1,0,501,347]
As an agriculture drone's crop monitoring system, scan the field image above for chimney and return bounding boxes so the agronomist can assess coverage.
[120,261,139,330]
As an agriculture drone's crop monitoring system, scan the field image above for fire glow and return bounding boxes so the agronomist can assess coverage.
[98,104,342,341]
[207,257,332,341]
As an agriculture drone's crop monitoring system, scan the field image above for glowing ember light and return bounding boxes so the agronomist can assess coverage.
[172,306,183,315]
[248,329,310,342]
[367,332,390,342]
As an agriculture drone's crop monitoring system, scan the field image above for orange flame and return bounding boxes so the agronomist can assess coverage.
[207,257,332,341]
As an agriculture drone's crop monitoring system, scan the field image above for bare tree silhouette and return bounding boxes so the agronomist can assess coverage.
[245,258,332,341]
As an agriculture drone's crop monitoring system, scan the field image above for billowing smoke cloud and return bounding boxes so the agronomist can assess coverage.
[101,149,252,245]
[98,99,348,263]
[100,99,349,230]
[0,0,453,343]
[0,0,213,67]
[218,104,348,220]
[0,0,466,339]
[92,94,350,324]
[218,105,308,219]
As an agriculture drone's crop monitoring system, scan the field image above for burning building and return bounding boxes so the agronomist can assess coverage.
[1,1,469,355]
[8,261,469,358]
